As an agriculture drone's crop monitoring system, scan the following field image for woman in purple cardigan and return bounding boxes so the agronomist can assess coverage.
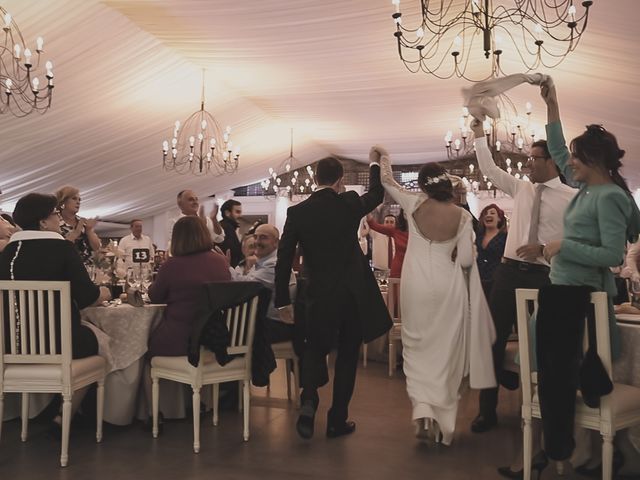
[148,216,231,357]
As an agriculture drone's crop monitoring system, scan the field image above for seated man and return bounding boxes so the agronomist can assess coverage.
[231,223,296,343]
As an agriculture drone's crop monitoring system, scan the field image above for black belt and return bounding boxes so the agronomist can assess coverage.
[501,257,550,273]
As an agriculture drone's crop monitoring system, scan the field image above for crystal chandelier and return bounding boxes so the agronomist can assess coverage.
[261,129,317,198]
[162,70,240,176]
[390,0,593,81]
[1,7,54,117]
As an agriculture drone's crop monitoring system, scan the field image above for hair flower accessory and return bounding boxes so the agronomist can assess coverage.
[424,173,449,185]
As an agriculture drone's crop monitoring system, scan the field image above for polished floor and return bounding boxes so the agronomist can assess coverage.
[0,359,634,479]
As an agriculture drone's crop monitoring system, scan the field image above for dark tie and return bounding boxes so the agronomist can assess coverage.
[528,184,546,245]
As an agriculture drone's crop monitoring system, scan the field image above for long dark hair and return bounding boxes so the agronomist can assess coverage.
[570,124,630,194]
[418,163,453,201]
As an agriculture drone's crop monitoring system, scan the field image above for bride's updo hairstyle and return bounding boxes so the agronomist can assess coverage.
[418,163,454,201]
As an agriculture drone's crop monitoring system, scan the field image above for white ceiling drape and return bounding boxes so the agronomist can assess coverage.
[1,0,638,221]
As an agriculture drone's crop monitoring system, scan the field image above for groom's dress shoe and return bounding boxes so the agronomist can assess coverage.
[296,401,316,439]
[471,413,497,433]
[326,421,356,438]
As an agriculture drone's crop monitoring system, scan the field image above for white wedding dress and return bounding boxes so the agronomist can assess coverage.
[380,156,496,445]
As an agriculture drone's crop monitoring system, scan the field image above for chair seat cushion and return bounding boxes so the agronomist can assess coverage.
[152,353,247,377]
[4,355,106,389]
[271,341,295,359]
[533,383,640,416]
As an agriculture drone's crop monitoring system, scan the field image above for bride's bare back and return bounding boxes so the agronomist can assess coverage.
[412,199,462,242]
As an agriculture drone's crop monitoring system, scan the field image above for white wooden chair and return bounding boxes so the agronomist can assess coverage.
[270,340,300,408]
[516,288,640,480]
[151,295,259,452]
[0,280,106,467]
[387,278,402,376]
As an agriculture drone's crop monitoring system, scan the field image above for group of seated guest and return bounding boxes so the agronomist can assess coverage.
[0,193,112,431]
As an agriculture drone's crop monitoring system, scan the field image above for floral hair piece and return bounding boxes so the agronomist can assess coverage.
[423,173,449,185]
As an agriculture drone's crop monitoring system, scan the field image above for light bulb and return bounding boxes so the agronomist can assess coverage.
[14,43,21,58]
[171,138,178,146]
[226,126,231,134]
[300,186,304,193]
[174,120,180,130]
[36,37,44,51]
[291,178,297,185]
[469,164,475,173]
[506,158,511,166]
[276,178,282,185]
[568,5,576,22]
[197,133,204,141]
[416,27,424,39]
[4,13,11,28]
[534,23,543,40]
[454,139,461,151]
[31,77,39,91]
[268,167,274,175]
[294,170,299,177]
[514,173,521,179]
[285,163,291,172]
[24,48,32,65]
[453,35,462,54]
[189,136,195,146]
[162,140,169,151]
[507,167,512,174]
[210,138,216,147]
[496,140,502,152]
[201,120,207,130]
[462,106,469,117]
[517,161,523,170]
[5,78,12,89]
[525,101,532,114]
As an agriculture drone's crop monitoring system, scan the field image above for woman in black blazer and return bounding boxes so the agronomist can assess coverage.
[0,193,111,431]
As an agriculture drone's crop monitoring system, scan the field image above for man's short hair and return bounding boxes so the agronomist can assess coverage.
[177,190,186,200]
[531,140,551,159]
[130,219,142,227]
[220,199,241,218]
[315,157,344,186]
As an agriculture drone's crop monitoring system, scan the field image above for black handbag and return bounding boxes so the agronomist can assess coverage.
[579,307,613,408]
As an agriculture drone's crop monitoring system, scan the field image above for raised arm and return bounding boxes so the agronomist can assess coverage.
[367,217,395,237]
[376,146,419,211]
[541,81,577,187]
[354,149,385,217]
[471,119,519,197]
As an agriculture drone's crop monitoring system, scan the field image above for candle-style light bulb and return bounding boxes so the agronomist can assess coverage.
[525,102,532,114]
[534,23,543,40]
[36,36,44,51]
[24,48,32,66]
[189,136,195,147]
[5,78,12,93]
[14,43,21,59]
[162,140,169,152]
[416,27,424,39]
[4,13,11,28]
[452,35,462,55]
[31,77,39,92]
[392,0,400,13]
[201,120,207,130]
[568,5,576,22]
[210,138,216,147]
[496,140,502,152]
[454,139,461,151]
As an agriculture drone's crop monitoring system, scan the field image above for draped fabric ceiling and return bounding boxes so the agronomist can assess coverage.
[1,0,638,222]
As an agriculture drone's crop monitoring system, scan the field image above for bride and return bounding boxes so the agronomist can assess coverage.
[375,146,496,445]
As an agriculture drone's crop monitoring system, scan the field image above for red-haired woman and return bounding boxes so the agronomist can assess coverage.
[475,204,508,299]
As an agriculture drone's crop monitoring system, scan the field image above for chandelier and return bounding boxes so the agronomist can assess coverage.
[162,70,240,176]
[260,129,317,198]
[1,7,54,117]
[444,102,535,193]
[390,0,593,81]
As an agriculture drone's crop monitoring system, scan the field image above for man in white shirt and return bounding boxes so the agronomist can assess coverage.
[167,190,224,248]
[470,118,576,433]
[231,223,296,343]
[118,219,155,267]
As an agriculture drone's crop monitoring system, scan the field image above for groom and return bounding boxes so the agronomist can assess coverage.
[274,151,392,439]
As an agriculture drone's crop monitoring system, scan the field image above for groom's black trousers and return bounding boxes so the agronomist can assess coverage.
[300,289,362,425]
[478,261,550,417]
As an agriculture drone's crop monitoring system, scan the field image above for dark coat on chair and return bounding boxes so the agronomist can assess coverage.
[188,281,276,387]
[274,164,392,351]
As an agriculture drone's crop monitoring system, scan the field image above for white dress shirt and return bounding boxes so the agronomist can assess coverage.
[167,213,225,247]
[118,233,155,266]
[475,137,576,265]
[230,249,296,320]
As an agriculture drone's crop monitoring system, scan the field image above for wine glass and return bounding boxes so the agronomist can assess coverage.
[126,268,141,290]
[84,263,96,283]
[140,266,153,294]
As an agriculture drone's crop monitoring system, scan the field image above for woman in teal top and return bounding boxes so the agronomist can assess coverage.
[541,82,640,359]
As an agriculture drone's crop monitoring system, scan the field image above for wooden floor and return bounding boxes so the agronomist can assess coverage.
[0,360,618,479]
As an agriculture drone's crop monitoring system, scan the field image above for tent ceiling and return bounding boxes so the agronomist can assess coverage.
[1,0,638,221]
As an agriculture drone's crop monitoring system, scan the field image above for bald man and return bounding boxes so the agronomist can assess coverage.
[167,189,225,247]
[231,223,296,343]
